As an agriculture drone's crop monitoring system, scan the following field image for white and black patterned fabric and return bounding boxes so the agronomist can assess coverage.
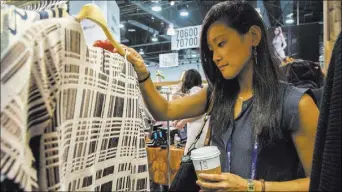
[1,4,68,58]
[1,15,150,191]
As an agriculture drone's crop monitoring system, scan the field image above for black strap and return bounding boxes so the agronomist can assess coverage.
[186,113,210,155]
[186,87,214,155]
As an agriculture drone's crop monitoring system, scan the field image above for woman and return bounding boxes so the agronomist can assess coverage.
[172,71,187,100]
[170,69,209,155]
[95,1,318,191]
[272,27,287,62]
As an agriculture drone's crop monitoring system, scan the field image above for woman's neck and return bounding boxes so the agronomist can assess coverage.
[238,59,254,97]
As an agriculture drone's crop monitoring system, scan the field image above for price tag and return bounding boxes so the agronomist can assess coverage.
[159,53,179,68]
[171,25,202,50]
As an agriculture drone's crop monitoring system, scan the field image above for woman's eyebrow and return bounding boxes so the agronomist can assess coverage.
[213,34,226,43]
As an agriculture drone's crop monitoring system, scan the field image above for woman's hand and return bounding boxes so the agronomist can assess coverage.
[171,120,180,127]
[175,119,187,130]
[93,40,149,80]
[196,173,248,192]
[172,94,182,100]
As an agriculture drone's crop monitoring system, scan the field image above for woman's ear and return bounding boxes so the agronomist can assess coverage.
[249,25,262,46]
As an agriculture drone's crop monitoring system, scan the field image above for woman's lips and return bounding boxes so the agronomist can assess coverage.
[219,64,228,70]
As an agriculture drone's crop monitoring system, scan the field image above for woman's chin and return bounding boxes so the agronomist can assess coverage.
[221,71,238,80]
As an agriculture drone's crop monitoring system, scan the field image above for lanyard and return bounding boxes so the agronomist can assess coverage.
[227,136,259,179]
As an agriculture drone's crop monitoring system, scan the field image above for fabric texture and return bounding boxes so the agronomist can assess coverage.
[1,16,150,191]
[0,4,68,58]
[207,83,310,181]
[310,32,341,191]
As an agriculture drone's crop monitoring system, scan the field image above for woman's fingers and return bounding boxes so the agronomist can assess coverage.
[171,120,179,127]
[95,41,147,75]
[196,180,226,190]
[198,173,226,182]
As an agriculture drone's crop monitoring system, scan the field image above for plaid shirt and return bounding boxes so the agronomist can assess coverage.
[1,16,149,191]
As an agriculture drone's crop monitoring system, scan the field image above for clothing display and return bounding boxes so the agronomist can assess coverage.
[1,2,335,192]
[1,14,149,192]
[0,4,68,58]
[310,32,341,191]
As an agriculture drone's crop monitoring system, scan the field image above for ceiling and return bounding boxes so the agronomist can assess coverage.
[3,0,323,67]
[116,0,222,66]
[116,0,323,66]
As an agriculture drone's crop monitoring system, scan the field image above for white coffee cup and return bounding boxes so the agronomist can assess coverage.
[191,146,221,178]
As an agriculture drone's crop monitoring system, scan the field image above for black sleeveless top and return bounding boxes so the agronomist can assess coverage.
[206,82,313,181]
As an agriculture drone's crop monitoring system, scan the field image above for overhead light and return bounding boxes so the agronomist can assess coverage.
[180,10,189,17]
[139,49,144,55]
[170,1,175,6]
[152,5,162,12]
[285,18,294,24]
[151,34,158,42]
[128,28,136,32]
[191,54,197,58]
[119,23,124,28]
[286,13,294,18]
[167,24,176,35]
[179,5,189,17]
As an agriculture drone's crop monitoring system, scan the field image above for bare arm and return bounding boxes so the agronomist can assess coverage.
[173,115,204,130]
[139,78,208,121]
[108,45,208,121]
[254,94,319,191]
[182,116,203,123]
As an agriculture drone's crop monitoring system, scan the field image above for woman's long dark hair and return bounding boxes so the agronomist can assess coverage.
[181,69,203,94]
[200,1,282,145]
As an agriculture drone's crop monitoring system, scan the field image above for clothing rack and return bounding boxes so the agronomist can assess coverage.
[3,0,68,12]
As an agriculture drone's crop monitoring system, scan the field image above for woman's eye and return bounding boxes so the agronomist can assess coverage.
[218,41,226,47]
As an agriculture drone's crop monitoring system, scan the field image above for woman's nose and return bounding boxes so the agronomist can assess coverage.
[213,52,222,64]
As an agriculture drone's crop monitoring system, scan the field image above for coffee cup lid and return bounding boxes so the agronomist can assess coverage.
[191,146,221,160]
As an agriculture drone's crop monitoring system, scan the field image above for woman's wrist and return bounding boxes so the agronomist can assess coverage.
[136,67,149,81]
[138,72,150,83]
[252,180,263,191]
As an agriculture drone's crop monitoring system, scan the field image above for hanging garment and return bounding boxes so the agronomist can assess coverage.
[309,32,341,191]
[1,16,150,191]
[1,4,68,58]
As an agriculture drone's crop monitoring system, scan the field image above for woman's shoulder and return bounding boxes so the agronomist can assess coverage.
[279,82,314,102]
[278,82,315,132]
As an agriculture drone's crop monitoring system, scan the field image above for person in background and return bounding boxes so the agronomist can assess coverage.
[171,69,208,154]
[94,1,319,191]
[280,59,325,106]
[172,71,187,100]
[272,26,287,62]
